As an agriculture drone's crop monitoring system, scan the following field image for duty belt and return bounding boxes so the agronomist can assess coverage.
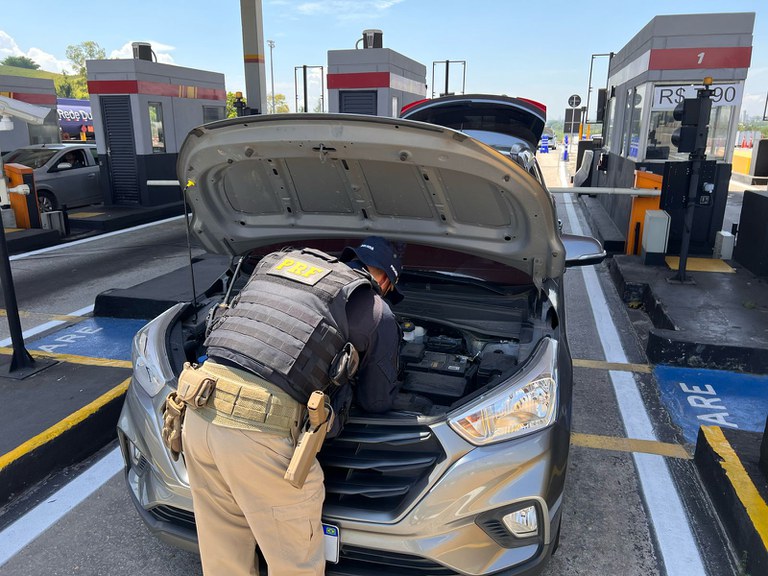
[183,362,303,438]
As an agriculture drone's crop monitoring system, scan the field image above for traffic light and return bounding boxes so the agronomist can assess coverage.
[671,96,711,154]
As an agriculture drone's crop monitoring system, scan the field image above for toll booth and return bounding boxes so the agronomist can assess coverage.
[327,30,426,117]
[0,75,59,153]
[87,49,226,207]
[590,12,754,255]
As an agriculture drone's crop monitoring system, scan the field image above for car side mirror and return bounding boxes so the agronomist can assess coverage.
[563,233,606,267]
[56,162,73,171]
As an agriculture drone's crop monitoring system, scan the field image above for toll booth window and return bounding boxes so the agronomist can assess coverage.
[622,86,645,159]
[27,108,59,146]
[605,98,617,152]
[203,106,225,123]
[646,105,734,162]
[149,103,166,153]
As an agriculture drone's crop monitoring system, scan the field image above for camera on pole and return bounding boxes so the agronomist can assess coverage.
[671,93,712,154]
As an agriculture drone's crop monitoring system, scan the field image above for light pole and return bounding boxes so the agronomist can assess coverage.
[267,40,275,113]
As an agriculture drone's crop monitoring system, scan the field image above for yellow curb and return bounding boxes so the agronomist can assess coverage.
[0,347,132,369]
[0,378,130,472]
[701,426,768,549]
[0,309,83,322]
[571,432,691,460]
[572,358,653,374]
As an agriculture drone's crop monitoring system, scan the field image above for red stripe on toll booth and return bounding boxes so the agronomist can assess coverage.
[0,92,57,105]
[648,47,752,70]
[327,72,390,89]
[87,80,225,101]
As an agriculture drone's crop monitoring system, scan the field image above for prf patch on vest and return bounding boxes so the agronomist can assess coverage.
[267,256,332,286]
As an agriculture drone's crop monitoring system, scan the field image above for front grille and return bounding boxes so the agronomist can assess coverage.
[318,420,444,513]
[327,546,460,575]
[149,505,196,532]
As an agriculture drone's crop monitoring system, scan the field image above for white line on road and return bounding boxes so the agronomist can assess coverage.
[0,447,122,567]
[0,304,94,347]
[558,161,706,575]
[9,215,185,261]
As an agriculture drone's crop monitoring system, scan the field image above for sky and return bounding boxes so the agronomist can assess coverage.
[1,0,766,121]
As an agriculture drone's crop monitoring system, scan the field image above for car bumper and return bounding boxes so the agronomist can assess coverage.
[118,378,566,575]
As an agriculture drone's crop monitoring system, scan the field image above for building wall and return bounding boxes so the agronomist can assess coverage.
[327,48,426,116]
[0,75,57,153]
[87,58,225,206]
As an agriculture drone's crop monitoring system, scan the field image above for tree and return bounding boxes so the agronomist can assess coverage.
[1,55,40,69]
[226,92,246,118]
[65,41,106,76]
[269,93,290,113]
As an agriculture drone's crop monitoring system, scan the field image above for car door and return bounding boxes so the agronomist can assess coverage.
[49,148,100,208]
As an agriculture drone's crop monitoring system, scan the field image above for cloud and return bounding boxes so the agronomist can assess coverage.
[110,41,176,65]
[0,30,71,73]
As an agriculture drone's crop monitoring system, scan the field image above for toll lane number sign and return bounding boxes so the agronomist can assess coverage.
[651,83,742,110]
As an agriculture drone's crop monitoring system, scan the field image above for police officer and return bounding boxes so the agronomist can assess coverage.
[181,236,402,575]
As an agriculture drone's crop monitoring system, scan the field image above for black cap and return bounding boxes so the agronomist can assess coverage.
[342,236,403,303]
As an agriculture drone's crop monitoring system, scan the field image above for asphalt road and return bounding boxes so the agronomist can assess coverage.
[0,181,742,575]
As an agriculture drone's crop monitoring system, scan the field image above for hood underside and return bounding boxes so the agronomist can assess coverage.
[178,114,565,284]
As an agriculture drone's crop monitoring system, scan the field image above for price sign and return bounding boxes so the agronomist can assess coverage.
[651,83,742,110]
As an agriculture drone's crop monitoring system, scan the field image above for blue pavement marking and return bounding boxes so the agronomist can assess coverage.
[27,317,147,361]
[656,365,768,444]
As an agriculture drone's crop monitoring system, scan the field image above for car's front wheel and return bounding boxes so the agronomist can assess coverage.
[37,191,56,213]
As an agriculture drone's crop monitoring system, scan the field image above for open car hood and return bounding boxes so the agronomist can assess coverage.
[400,94,546,152]
[178,114,565,286]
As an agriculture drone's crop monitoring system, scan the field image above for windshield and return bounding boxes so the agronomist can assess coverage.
[2,149,57,169]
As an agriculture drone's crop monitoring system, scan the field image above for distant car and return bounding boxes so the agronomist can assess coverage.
[1,143,102,212]
[117,111,605,576]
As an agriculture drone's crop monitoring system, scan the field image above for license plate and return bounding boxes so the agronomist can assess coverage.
[322,523,340,564]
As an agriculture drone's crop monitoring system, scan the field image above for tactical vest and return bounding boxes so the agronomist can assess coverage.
[204,248,372,404]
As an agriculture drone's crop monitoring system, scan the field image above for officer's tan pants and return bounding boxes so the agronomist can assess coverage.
[183,409,325,575]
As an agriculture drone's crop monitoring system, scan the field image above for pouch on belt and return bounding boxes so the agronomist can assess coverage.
[161,362,217,461]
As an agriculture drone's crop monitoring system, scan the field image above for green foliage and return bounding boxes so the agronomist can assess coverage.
[65,41,106,76]
[737,120,768,138]
[55,72,88,99]
[58,41,105,98]
[0,64,59,80]
[226,92,246,118]
[1,55,40,69]
[270,93,290,113]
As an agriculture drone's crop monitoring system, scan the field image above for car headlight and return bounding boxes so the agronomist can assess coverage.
[132,303,187,397]
[448,338,558,445]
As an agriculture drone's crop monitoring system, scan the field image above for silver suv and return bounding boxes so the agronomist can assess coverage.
[117,109,603,575]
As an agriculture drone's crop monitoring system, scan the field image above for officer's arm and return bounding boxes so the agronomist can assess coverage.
[351,297,400,413]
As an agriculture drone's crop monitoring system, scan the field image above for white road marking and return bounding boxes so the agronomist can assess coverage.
[0,305,94,347]
[559,161,706,575]
[0,447,122,567]
[10,215,185,261]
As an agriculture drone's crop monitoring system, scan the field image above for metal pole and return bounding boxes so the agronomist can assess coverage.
[0,158,40,375]
[585,55,596,125]
[268,40,275,113]
[240,0,268,114]
[294,67,299,112]
[673,86,713,283]
[674,159,701,283]
[444,60,449,97]
[0,219,33,372]
[320,67,325,112]
[303,65,309,113]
